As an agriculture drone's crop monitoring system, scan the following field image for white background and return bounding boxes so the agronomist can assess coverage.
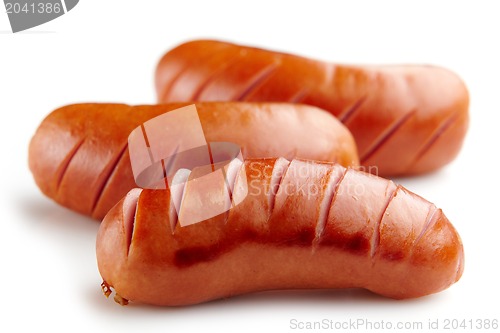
[1,1,499,332]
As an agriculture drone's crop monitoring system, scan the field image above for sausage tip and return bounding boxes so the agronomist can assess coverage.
[101,281,112,298]
[114,294,129,306]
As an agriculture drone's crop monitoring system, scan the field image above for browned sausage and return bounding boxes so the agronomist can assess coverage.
[96,158,464,306]
[28,103,358,219]
[155,40,469,176]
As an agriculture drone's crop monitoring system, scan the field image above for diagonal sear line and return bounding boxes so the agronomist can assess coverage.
[140,124,155,164]
[370,184,399,262]
[191,54,244,100]
[126,193,140,256]
[91,142,129,215]
[313,167,347,247]
[412,205,439,250]
[410,112,461,164]
[160,159,169,192]
[159,45,235,102]
[237,63,279,101]
[268,160,291,218]
[338,95,367,123]
[361,110,416,163]
[206,143,215,172]
[162,144,181,180]
[220,161,242,211]
[288,88,309,103]
[56,137,85,193]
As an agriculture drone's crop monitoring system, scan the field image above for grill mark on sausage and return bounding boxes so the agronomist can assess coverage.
[139,124,154,164]
[220,160,245,224]
[169,169,190,234]
[191,55,244,101]
[371,184,399,262]
[163,144,184,232]
[237,64,279,101]
[168,192,180,233]
[159,45,233,102]
[412,206,439,251]
[360,110,416,163]
[338,95,367,123]
[56,138,85,194]
[313,167,348,246]
[409,112,461,168]
[159,67,190,103]
[227,161,244,208]
[168,160,455,272]
[91,142,129,216]
[163,144,181,177]
[127,204,138,257]
[288,88,309,103]
[268,159,291,217]
[125,191,140,257]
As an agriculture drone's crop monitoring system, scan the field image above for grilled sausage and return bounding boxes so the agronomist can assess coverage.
[155,40,469,176]
[29,103,358,219]
[96,158,464,306]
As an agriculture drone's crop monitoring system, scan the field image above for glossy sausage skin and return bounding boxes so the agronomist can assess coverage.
[28,103,358,220]
[96,158,464,306]
[156,40,469,176]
